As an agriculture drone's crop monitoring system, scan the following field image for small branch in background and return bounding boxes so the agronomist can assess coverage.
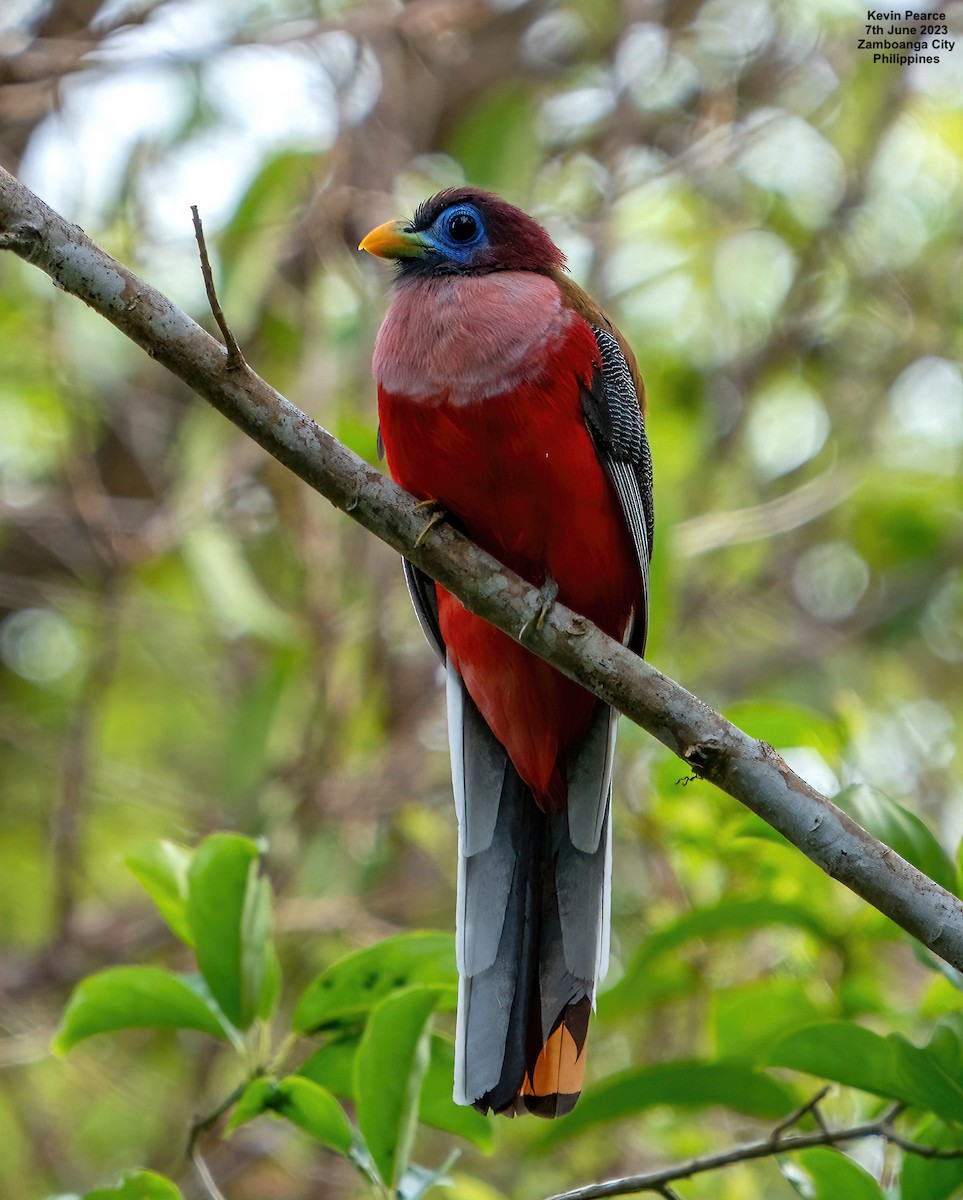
[191,1147,229,1200]
[190,205,246,369]
[673,465,857,558]
[543,1094,963,1200]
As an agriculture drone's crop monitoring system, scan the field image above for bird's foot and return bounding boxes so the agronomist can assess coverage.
[412,499,447,548]
[520,575,559,642]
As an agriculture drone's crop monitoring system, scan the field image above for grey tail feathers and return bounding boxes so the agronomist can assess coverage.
[448,664,613,1118]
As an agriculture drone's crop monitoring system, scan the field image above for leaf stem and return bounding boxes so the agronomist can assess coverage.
[188,1076,255,1160]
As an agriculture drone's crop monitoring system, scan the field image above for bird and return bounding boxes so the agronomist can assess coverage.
[359,188,653,1118]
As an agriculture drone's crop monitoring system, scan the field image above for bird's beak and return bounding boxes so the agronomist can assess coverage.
[359,219,428,260]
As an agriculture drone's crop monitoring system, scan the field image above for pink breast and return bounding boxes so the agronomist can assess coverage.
[372,272,574,402]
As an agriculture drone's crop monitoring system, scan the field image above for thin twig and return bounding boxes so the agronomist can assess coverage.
[543,1106,963,1200]
[767,1086,831,1142]
[187,1077,251,1161]
[812,1101,831,1137]
[192,1146,229,1200]
[188,1077,255,1200]
[190,204,246,369]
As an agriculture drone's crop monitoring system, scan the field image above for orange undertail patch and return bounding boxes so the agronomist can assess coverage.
[517,997,591,1118]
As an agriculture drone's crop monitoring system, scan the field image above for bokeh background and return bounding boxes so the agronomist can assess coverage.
[2,0,963,1197]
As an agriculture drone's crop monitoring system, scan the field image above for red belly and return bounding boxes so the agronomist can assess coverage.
[378,329,640,809]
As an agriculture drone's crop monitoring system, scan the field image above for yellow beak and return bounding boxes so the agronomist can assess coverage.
[358,219,428,260]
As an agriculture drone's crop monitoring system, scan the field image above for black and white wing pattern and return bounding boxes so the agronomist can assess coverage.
[581,324,655,656]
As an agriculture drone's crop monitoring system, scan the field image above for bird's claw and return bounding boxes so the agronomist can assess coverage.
[413,499,447,548]
[520,576,559,642]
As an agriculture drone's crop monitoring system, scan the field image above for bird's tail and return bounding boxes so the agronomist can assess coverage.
[448,666,613,1118]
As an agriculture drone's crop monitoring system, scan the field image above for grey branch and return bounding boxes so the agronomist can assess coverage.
[2,163,963,972]
[543,1094,963,1200]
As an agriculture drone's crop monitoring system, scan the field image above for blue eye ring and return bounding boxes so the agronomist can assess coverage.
[433,203,484,250]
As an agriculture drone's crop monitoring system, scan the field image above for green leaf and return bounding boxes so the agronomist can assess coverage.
[298,1035,359,1098]
[782,1147,885,1199]
[419,1036,494,1152]
[125,841,194,946]
[298,1031,494,1152]
[599,958,700,1019]
[242,868,277,1020]
[911,941,963,992]
[292,932,456,1034]
[772,1017,963,1127]
[648,898,835,955]
[835,784,957,895]
[899,1115,963,1200]
[83,1170,184,1199]
[257,940,282,1021]
[712,978,828,1061]
[226,1077,277,1133]
[889,1017,963,1124]
[226,1075,354,1155]
[767,1022,904,1100]
[927,1014,963,1071]
[354,987,438,1191]
[53,967,227,1053]
[186,833,274,1030]
[605,899,836,1018]
[540,1061,795,1143]
[269,1076,355,1155]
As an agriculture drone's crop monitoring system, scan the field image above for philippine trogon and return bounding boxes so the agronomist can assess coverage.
[360,189,654,1118]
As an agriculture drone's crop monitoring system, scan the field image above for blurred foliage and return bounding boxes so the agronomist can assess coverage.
[1,0,963,1197]
[42,835,963,1200]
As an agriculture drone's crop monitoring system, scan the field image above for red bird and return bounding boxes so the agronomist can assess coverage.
[360,189,653,1117]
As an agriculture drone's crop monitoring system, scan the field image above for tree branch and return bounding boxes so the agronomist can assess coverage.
[544,1093,963,1200]
[2,163,963,971]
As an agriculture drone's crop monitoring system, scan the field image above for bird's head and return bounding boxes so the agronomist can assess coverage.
[359,188,566,279]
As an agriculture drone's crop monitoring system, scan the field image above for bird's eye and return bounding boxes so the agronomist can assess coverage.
[447,212,478,243]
